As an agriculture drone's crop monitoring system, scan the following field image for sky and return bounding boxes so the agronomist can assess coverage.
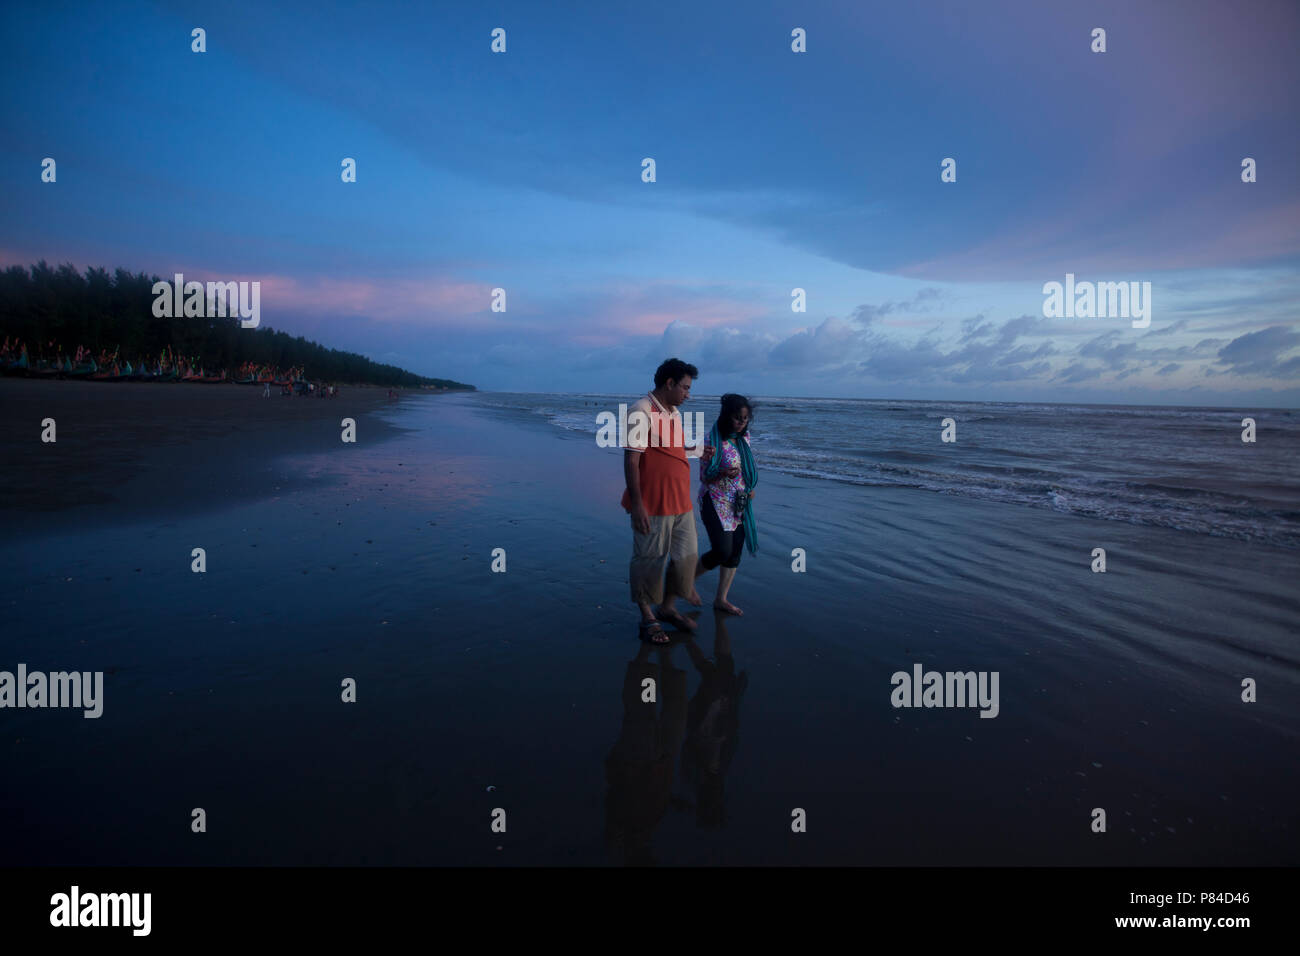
[2,0,1298,405]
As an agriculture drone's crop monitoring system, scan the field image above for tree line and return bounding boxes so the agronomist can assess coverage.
[0,261,475,389]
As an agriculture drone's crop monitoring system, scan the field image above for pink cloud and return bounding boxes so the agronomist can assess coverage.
[150,267,496,327]
[574,282,770,345]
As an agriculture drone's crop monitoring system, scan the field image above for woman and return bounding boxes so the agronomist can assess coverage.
[695,394,758,615]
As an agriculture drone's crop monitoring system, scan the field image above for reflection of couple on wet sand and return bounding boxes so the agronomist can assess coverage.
[604,616,748,865]
[621,358,759,644]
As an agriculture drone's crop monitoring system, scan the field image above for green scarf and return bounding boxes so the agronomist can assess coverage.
[704,422,759,555]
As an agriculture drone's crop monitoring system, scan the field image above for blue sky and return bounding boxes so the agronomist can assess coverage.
[3,0,1298,404]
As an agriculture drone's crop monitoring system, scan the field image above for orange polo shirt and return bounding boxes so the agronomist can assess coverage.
[620,392,693,516]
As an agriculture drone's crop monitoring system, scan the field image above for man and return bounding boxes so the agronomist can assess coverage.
[622,358,703,644]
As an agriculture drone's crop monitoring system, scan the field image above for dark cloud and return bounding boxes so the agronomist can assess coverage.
[1213,326,1300,376]
[952,360,1052,383]
[1276,354,1300,378]
[851,287,947,326]
[641,307,1297,396]
[1056,362,1104,383]
[959,316,995,341]
[768,317,862,368]
[1142,318,1190,337]
[996,342,1056,366]
[1078,331,1140,369]
[855,337,955,381]
[659,320,775,374]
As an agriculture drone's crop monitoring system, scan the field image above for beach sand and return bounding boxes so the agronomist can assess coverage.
[0,387,1295,865]
[0,378,411,531]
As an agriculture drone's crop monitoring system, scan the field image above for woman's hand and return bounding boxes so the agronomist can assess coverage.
[724,465,740,478]
[702,444,715,460]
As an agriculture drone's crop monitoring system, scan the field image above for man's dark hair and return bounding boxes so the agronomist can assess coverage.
[654,357,699,388]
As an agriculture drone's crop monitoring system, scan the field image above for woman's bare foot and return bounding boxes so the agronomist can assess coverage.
[713,599,743,616]
[686,587,703,606]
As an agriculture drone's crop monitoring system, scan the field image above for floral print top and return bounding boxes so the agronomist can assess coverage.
[699,434,750,532]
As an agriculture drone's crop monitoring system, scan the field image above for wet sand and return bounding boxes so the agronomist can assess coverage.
[0,378,417,530]
[0,390,1296,865]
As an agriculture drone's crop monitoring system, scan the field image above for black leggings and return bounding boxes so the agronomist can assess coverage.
[700,494,745,570]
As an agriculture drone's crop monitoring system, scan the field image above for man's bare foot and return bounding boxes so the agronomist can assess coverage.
[639,618,671,644]
[713,599,743,616]
[656,606,698,630]
[686,588,703,606]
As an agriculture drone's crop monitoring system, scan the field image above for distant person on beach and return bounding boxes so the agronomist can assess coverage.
[694,394,758,615]
[262,381,270,398]
[623,358,702,644]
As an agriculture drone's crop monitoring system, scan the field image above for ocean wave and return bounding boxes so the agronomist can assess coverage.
[476,392,1300,547]
[755,457,1300,546]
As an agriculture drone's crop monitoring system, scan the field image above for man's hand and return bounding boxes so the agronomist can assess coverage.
[701,443,714,460]
[631,503,651,535]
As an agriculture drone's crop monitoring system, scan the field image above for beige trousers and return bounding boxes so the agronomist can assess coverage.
[629,511,698,606]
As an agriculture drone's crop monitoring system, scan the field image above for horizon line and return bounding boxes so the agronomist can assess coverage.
[465,389,1298,413]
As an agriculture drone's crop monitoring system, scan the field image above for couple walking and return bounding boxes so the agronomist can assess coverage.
[621,358,759,644]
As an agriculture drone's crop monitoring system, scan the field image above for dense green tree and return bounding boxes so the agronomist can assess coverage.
[0,261,474,389]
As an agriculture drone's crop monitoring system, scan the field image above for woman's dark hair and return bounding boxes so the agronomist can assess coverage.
[654,357,699,388]
[716,393,754,438]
